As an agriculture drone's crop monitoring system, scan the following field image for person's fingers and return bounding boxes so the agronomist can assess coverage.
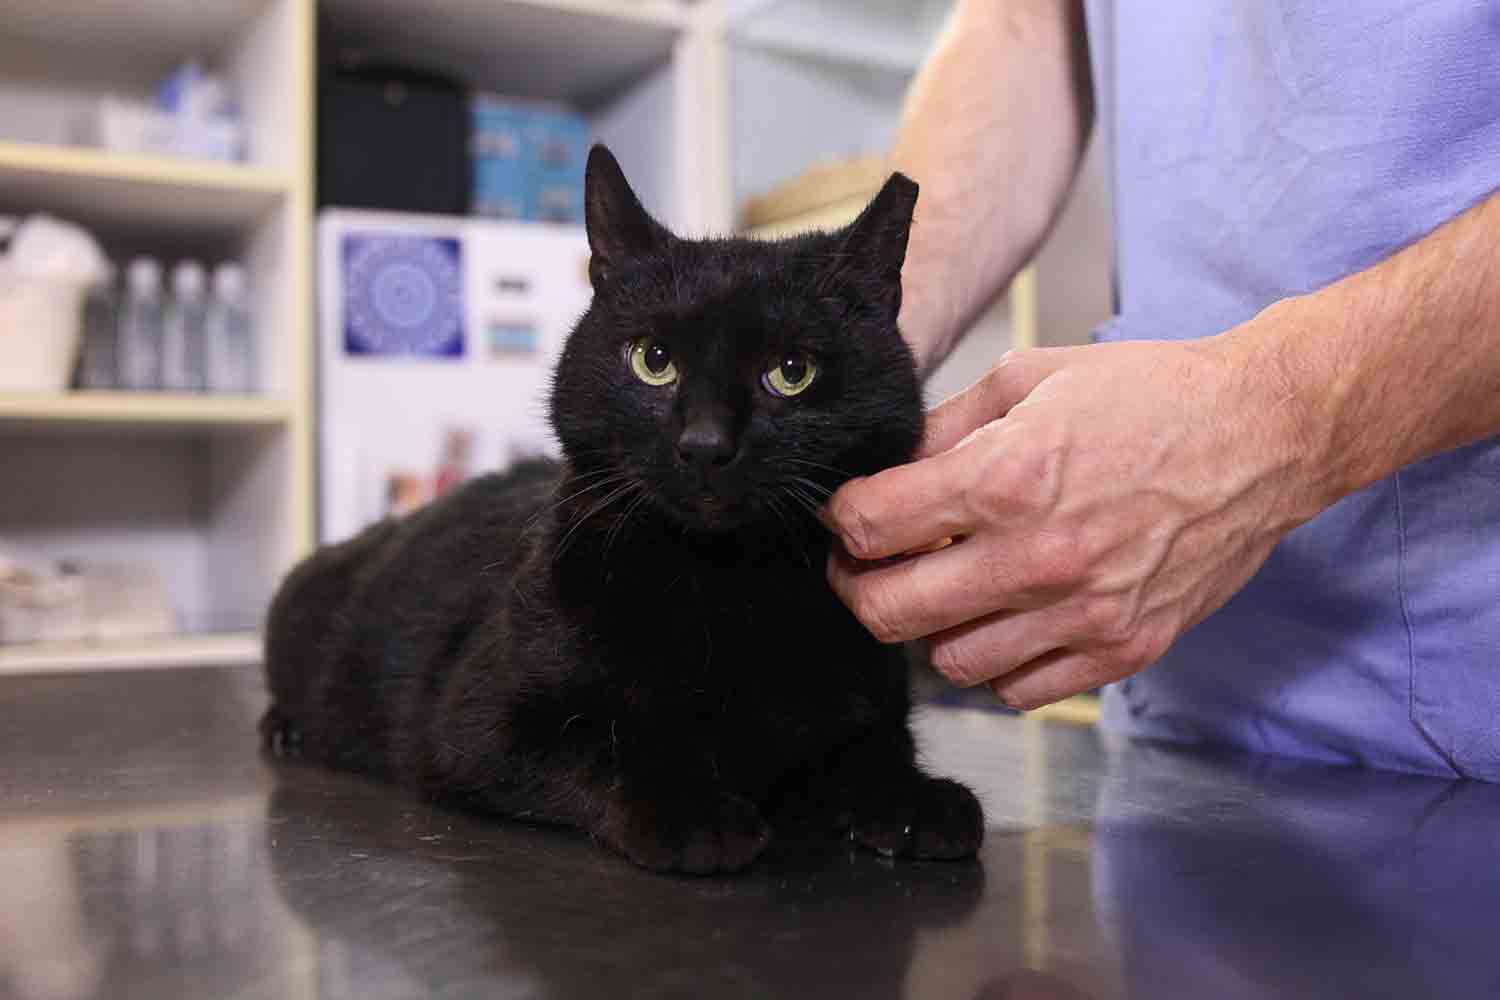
[823,446,979,561]
[827,536,1038,644]
[922,605,1077,687]
[987,647,1130,711]
[920,348,1074,458]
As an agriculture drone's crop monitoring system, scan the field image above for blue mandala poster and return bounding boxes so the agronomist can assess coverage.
[342,233,465,358]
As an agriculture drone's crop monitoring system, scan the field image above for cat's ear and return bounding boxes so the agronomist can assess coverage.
[832,172,919,316]
[585,144,670,288]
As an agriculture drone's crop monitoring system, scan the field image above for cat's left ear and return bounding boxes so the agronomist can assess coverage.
[585,144,672,288]
[833,172,919,316]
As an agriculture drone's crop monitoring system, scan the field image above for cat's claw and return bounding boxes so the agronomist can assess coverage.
[259,706,304,758]
[850,776,983,860]
[604,790,772,875]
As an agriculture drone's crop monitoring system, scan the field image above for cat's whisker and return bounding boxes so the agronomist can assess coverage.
[601,488,650,569]
[787,475,834,500]
[553,480,641,562]
[765,495,813,572]
[783,457,855,482]
[524,472,630,532]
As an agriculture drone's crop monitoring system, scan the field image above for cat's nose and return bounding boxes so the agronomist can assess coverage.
[677,418,737,469]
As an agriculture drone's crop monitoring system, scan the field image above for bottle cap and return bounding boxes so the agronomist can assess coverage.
[127,257,161,295]
[173,259,206,298]
[213,262,246,300]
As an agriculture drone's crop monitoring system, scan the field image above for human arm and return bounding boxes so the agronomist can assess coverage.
[892,0,1094,374]
[826,188,1500,709]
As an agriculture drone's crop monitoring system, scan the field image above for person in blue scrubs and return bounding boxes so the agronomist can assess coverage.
[824,1,1500,781]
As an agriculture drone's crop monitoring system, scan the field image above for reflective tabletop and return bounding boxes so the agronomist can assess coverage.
[2,665,1498,999]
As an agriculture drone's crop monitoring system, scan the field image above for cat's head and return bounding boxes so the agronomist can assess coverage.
[549,145,923,537]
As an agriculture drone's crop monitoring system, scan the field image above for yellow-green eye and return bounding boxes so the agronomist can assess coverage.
[763,353,818,397]
[629,337,678,386]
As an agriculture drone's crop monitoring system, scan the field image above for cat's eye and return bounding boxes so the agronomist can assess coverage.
[628,337,678,386]
[763,353,818,397]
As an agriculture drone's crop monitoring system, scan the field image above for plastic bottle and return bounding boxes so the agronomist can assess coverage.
[205,263,255,394]
[117,257,164,391]
[75,262,119,390]
[162,260,207,391]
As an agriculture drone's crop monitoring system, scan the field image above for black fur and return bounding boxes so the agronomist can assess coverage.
[262,145,983,874]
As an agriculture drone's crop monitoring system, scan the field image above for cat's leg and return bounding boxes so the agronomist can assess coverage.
[430,683,773,875]
[787,722,984,861]
[261,519,400,762]
[593,761,773,875]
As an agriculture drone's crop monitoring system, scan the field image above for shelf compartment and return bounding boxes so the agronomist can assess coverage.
[728,0,948,76]
[0,140,292,236]
[319,0,688,106]
[0,631,260,676]
[0,392,293,432]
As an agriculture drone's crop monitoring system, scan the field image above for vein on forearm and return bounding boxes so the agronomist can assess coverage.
[1248,188,1500,510]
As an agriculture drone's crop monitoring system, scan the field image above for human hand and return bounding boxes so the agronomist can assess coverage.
[826,333,1321,709]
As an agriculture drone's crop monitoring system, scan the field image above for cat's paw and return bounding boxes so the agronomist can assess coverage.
[603,790,772,875]
[259,705,303,758]
[850,776,983,860]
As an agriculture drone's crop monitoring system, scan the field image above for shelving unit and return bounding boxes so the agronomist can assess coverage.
[318,0,730,234]
[0,140,293,235]
[0,392,292,430]
[729,0,947,76]
[0,0,313,673]
[0,632,260,675]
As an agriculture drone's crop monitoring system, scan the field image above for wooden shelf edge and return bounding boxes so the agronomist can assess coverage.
[0,139,294,195]
[513,0,688,31]
[0,392,293,427]
[732,27,924,76]
[0,632,262,675]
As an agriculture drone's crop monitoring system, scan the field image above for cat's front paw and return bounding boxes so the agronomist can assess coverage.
[259,705,303,758]
[850,776,983,860]
[602,790,772,875]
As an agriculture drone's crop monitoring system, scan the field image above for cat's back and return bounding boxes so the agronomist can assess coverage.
[321,456,562,634]
[263,458,562,768]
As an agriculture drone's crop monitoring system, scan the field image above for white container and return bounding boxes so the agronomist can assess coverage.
[0,266,89,392]
[89,97,245,162]
[0,562,85,645]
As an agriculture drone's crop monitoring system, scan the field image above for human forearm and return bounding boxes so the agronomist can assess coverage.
[893,0,1093,373]
[1222,189,1500,521]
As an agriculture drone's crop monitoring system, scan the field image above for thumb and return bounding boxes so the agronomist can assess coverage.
[920,348,1072,458]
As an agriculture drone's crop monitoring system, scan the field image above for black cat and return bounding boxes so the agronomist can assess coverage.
[262,145,983,874]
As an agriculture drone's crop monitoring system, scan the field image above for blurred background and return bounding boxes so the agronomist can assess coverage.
[0,0,1110,676]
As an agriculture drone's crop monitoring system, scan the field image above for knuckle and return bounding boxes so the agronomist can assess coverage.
[1080,595,1131,642]
[930,641,986,688]
[828,491,879,559]
[991,683,1038,712]
[852,582,908,644]
[1022,531,1086,590]
[1110,627,1169,674]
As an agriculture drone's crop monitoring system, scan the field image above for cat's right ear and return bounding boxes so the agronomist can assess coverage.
[829,172,919,318]
[585,145,670,288]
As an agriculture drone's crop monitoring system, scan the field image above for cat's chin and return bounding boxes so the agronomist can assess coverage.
[658,492,767,536]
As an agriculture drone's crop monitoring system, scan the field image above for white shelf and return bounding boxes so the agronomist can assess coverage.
[0,0,270,83]
[729,0,946,76]
[0,392,293,432]
[0,632,261,676]
[320,0,689,104]
[0,140,292,236]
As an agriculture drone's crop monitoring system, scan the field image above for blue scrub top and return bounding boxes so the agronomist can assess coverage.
[1082,1,1500,780]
